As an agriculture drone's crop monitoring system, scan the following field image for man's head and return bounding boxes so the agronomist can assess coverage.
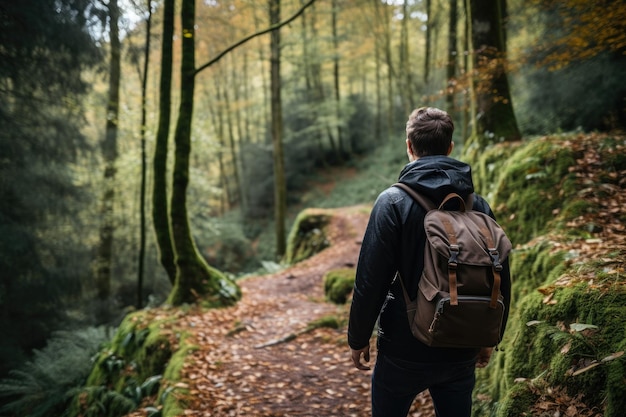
[405,107,454,161]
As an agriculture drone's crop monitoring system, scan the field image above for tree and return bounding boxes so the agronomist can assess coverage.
[468,0,521,145]
[166,0,241,306]
[446,0,458,116]
[152,0,177,284]
[137,0,152,309]
[269,0,287,258]
[94,0,121,322]
[0,0,99,374]
[159,0,318,304]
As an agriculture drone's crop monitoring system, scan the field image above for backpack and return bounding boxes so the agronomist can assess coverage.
[393,182,512,348]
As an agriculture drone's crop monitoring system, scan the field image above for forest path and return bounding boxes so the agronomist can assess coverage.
[168,205,435,417]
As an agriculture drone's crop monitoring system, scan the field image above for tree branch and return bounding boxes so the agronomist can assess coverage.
[194,0,318,76]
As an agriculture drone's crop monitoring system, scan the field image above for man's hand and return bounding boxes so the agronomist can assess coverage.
[351,345,371,370]
[476,347,493,368]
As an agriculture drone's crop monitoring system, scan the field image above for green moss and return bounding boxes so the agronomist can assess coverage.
[494,381,538,417]
[160,335,197,417]
[468,142,522,201]
[285,209,331,264]
[167,261,241,308]
[70,310,183,417]
[481,280,626,417]
[493,137,579,244]
[323,268,356,304]
[509,240,566,303]
[307,315,342,331]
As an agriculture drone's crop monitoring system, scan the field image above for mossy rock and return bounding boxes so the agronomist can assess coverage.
[285,209,331,264]
[475,276,626,417]
[70,310,191,417]
[323,268,356,304]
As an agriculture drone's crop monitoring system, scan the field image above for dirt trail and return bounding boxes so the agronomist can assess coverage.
[169,206,435,417]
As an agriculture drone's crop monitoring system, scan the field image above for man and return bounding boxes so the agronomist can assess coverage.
[347,107,511,417]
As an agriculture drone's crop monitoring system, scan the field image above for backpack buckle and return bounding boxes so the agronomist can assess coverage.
[448,245,459,268]
[489,249,502,271]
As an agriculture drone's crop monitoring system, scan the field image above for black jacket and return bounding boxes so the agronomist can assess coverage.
[347,155,511,362]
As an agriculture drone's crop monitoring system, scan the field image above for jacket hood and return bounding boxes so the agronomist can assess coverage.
[397,155,474,204]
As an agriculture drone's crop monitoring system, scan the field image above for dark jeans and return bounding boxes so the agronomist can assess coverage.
[371,353,477,417]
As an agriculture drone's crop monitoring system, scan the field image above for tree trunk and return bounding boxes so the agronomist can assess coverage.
[382,4,394,139]
[469,0,521,145]
[373,0,383,139]
[152,0,176,283]
[446,0,458,117]
[167,0,240,306]
[464,0,476,140]
[269,0,287,258]
[424,0,431,84]
[94,0,121,322]
[331,0,346,156]
[137,0,152,309]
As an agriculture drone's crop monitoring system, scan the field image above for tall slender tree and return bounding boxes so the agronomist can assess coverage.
[152,0,177,284]
[94,0,121,321]
[137,0,152,309]
[269,0,287,258]
[424,0,432,84]
[331,0,346,155]
[446,0,458,117]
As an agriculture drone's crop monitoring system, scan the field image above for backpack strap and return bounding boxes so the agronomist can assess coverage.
[392,183,436,211]
[477,225,503,309]
[441,218,459,305]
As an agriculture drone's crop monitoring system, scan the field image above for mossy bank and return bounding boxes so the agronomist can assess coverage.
[69,309,196,417]
[468,133,626,416]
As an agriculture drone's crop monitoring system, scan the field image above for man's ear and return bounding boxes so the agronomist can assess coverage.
[446,141,454,156]
[406,139,416,161]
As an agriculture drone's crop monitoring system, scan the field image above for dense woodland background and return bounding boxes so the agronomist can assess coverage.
[0,0,625,414]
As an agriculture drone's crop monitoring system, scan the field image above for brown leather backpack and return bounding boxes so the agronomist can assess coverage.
[394,183,512,348]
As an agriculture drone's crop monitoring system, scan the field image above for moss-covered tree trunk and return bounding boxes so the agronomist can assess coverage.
[152,0,176,284]
[137,0,152,309]
[167,0,240,306]
[468,0,521,146]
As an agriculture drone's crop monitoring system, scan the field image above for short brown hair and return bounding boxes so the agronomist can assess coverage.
[405,107,454,157]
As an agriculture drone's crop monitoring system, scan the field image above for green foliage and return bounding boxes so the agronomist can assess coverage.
[511,42,626,134]
[199,216,261,273]
[309,140,407,209]
[323,268,356,304]
[0,0,101,376]
[69,311,182,417]
[0,327,111,417]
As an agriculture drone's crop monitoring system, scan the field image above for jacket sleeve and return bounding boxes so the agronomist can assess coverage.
[347,190,402,350]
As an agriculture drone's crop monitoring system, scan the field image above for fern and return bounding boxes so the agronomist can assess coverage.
[0,326,111,417]
[73,386,137,417]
